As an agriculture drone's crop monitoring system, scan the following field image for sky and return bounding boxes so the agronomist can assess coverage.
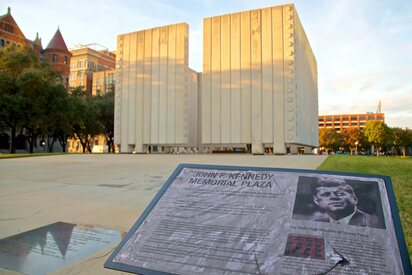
[3,0,412,128]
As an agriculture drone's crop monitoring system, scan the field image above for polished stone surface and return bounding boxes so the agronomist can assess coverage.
[0,222,121,275]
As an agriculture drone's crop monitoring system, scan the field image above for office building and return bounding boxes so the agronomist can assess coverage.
[319,113,385,132]
[69,44,116,94]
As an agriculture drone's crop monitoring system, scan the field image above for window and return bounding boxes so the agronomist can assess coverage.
[64,55,68,64]
[96,78,101,86]
[78,61,83,68]
[52,54,57,63]
[0,39,4,47]
[89,61,96,70]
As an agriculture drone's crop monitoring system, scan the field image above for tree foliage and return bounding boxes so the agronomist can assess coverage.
[364,121,390,156]
[70,87,103,153]
[342,127,363,155]
[0,44,47,153]
[392,128,412,157]
[94,89,115,153]
[319,128,342,154]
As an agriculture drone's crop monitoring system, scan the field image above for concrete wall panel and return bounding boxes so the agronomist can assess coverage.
[230,13,241,144]
[202,4,317,153]
[167,25,177,144]
[143,29,152,145]
[150,27,160,144]
[211,17,221,143]
[158,27,168,144]
[272,6,286,154]
[114,36,123,145]
[251,10,263,154]
[127,32,137,145]
[221,14,231,143]
[121,34,130,151]
[135,32,145,152]
[175,24,187,144]
[261,8,273,144]
[116,23,190,152]
[240,11,252,144]
[202,19,211,144]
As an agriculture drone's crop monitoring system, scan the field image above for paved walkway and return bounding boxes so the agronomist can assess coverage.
[0,154,327,274]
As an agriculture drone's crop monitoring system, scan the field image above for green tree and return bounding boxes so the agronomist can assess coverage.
[342,127,363,155]
[17,64,59,153]
[43,84,73,152]
[392,127,412,157]
[319,128,342,154]
[364,121,390,156]
[71,87,102,153]
[95,89,115,153]
[0,44,38,153]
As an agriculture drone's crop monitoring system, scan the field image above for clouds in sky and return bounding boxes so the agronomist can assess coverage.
[2,0,411,128]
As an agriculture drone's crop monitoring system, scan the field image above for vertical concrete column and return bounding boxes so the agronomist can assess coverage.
[230,13,241,144]
[272,6,286,154]
[167,25,177,144]
[120,34,133,153]
[283,4,297,145]
[211,17,221,143]
[261,7,273,144]
[143,29,152,146]
[175,24,188,144]
[135,32,145,152]
[114,35,123,146]
[240,11,252,144]
[158,27,169,144]
[221,14,231,144]
[251,10,264,155]
[150,27,160,144]
[202,19,212,144]
[128,32,137,147]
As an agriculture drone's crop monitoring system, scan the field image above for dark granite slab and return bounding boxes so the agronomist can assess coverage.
[0,222,121,275]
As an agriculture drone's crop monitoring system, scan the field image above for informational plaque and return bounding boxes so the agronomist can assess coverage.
[0,222,121,275]
[105,164,411,274]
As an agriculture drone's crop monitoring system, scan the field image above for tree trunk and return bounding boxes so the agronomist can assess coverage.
[105,134,114,153]
[86,140,92,153]
[47,135,58,152]
[57,135,67,152]
[79,138,87,153]
[10,127,16,154]
[27,131,34,153]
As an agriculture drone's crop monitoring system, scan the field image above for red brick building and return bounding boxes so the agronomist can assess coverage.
[43,29,72,90]
[0,7,71,89]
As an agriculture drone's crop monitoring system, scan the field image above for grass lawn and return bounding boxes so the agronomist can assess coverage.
[0,153,66,159]
[318,155,412,262]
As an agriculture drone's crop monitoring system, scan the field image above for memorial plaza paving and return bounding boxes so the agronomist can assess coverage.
[0,154,327,274]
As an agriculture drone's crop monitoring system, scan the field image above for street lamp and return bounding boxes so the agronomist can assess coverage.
[355,141,358,155]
